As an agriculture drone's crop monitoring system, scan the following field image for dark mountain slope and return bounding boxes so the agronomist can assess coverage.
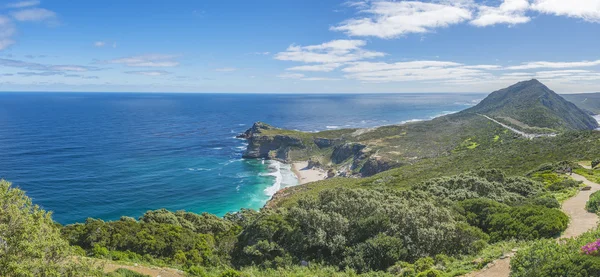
[561,93,600,115]
[462,79,598,131]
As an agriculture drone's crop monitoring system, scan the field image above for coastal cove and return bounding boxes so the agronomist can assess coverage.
[0,92,483,224]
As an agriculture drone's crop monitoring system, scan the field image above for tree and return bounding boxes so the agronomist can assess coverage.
[0,180,98,277]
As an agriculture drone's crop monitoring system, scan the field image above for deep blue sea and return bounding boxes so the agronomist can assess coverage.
[0,92,485,224]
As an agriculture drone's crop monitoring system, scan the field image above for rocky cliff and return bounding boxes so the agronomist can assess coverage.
[238,122,306,162]
[238,122,397,177]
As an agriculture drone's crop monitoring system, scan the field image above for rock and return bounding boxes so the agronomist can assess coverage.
[314,137,340,148]
[327,169,336,178]
[582,186,592,191]
[237,122,273,139]
[331,143,366,164]
[240,122,305,162]
[307,158,322,169]
[359,157,399,177]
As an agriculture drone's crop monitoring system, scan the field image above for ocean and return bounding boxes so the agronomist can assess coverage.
[0,92,484,224]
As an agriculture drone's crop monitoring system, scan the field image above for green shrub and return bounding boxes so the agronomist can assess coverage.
[106,268,150,277]
[459,199,568,242]
[511,228,600,276]
[587,191,600,213]
[592,159,600,169]
[416,269,447,277]
[219,269,241,277]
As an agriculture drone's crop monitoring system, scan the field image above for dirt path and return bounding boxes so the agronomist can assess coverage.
[464,173,599,277]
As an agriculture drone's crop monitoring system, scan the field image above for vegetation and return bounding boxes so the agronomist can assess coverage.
[0,180,99,277]
[511,228,600,277]
[587,191,600,213]
[464,79,598,131]
[54,168,569,276]
[593,158,600,169]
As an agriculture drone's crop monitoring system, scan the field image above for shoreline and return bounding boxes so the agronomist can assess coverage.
[291,161,327,185]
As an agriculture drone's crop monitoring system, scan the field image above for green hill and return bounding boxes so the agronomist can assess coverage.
[462,79,598,131]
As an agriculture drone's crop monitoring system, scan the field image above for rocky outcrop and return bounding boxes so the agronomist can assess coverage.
[331,143,366,164]
[240,122,305,162]
[236,122,273,139]
[314,138,340,148]
[306,158,322,169]
[359,157,398,177]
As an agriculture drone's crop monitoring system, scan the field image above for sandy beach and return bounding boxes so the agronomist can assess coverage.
[292,161,327,185]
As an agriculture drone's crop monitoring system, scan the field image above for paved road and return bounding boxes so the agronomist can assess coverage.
[480,114,557,139]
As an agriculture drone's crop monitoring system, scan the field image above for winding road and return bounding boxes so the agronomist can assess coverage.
[480,114,557,139]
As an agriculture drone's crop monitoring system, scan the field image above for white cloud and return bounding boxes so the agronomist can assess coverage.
[277,73,305,79]
[106,54,179,67]
[331,1,473,38]
[531,0,600,22]
[0,58,101,72]
[341,60,493,82]
[0,16,16,50]
[506,59,600,70]
[6,0,39,9]
[276,72,340,81]
[286,63,342,72]
[215,67,238,72]
[275,40,385,64]
[94,41,106,47]
[11,8,56,22]
[471,0,531,27]
[125,70,171,76]
[302,77,341,81]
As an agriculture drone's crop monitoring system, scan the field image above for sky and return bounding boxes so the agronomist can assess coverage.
[0,0,600,93]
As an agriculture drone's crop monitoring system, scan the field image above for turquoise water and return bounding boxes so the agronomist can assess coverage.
[0,92,484,224]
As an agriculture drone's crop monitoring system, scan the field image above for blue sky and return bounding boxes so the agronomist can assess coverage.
[0,0,600,93]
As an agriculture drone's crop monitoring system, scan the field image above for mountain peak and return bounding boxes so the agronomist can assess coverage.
[464,80,598,131]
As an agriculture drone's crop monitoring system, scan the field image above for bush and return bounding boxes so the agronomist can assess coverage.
[592,159,600,169]
[0,180,98,276]
[459,199,568,242]
[106,268,151,277]
[415,170,542,204]
[234,188,488,272]
[511,229,600,277]
[586,191,600,213]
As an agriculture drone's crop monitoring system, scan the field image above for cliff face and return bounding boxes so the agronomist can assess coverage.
[239,122,306,162]
[238,122,397,177]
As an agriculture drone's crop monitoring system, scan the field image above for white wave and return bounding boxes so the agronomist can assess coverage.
[400,118,424,124]
[212,147,223,150]
[398,111,459,125]
[221,158,243,165]
[430,111,458,119]
[238,123,246,126]
[263,161,283,197]
[326,125,340,129]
